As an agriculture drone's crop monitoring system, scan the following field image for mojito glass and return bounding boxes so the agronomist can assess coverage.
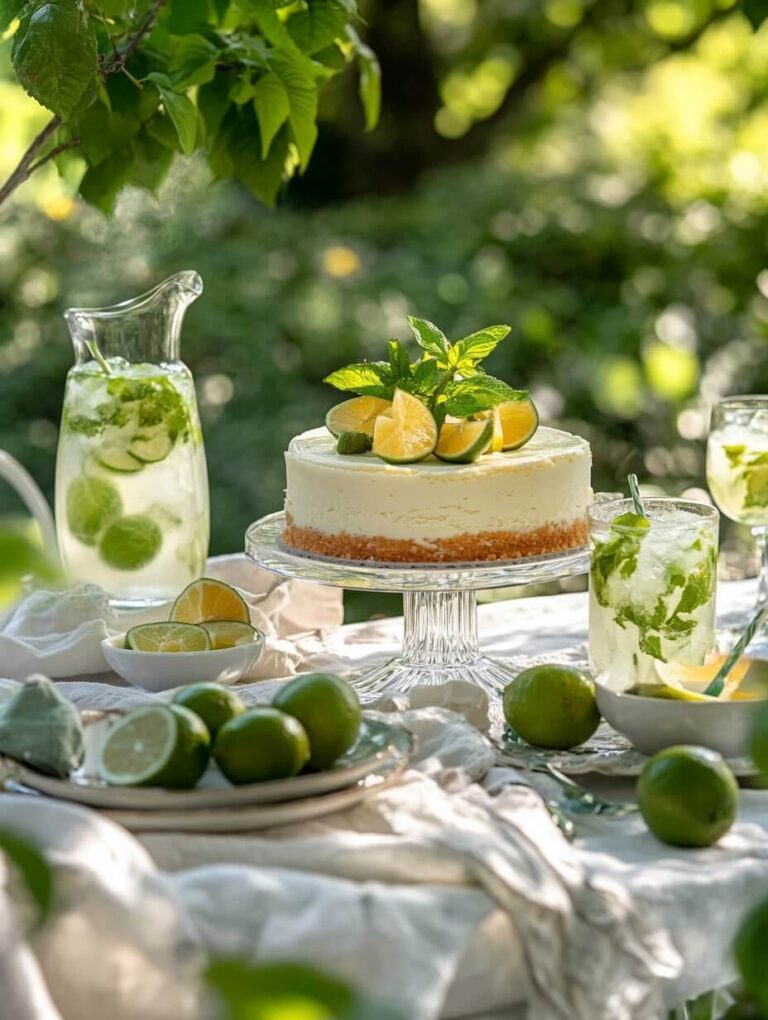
[588,498,719,690]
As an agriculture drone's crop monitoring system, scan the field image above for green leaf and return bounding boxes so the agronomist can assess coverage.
[413,357,440,394]
[387,339,412,380]
[146,73,197,154]
[146,111,183,152]
[198,69,232,139]
[230,73,255,105]
[453,325,511,371]
[127,130,174,194]
[0,831,53,929]
[231,121,289,206]
[288,0,348,53]
[252,71,290,157]
[350,27,381,131]
[324,361,393,397]
[743,0,768,29]
[272,56,318,171]
[12,0,99,120]
[0,529,58,585]
[407,316,449,359]
[79,147,131,213]
[443,376,527,417]
[639,633,665,661]
[168,0,209,32]
[724,444,746,467]
[75,103,140,166]
[247,0,317,72]
[0,0,24,31]
[168,34,220,88]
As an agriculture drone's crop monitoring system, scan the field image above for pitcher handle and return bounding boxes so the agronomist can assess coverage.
[0,451,59,565]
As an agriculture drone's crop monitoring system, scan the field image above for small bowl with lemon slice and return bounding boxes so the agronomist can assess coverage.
[595,652,768,759]
[102,578,264,692]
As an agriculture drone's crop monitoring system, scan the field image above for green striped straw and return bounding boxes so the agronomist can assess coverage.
[627,473,646,518]
[704,600,768,698]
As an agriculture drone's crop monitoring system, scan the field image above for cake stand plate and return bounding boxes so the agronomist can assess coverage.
[245,511,589,700]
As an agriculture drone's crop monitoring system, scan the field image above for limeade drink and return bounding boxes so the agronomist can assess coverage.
[588,499,718,690]
[55,359,209,606]
[707,424,768,526]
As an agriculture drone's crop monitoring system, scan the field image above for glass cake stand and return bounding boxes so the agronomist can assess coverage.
[245,511,589,700]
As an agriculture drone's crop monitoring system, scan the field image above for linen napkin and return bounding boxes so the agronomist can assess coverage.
[0,554,343,682]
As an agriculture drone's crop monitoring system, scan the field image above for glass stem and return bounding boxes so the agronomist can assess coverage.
[401,590,481,666]
[755,526,768,611]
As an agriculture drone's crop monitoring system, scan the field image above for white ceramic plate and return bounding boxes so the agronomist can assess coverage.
[101,631,264,691]
[12,715,413,810]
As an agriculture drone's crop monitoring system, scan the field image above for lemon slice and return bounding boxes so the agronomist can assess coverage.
[201,620,257,649]
[170,578,250,625]
[493,397,539,451]
[434,416,494,463]
[372,389,438,464]
[125,622,211,652]
[326,396,392,437]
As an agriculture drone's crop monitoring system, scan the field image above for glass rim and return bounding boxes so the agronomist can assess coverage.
[711,394,768,410]
[588,496,719,528]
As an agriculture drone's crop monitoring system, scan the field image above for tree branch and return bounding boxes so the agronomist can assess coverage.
[0,0,167,210]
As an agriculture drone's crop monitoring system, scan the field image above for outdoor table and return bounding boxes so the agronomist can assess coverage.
[1,571,767,1020]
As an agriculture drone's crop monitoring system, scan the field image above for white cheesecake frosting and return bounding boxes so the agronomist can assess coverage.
[283,426,592,562]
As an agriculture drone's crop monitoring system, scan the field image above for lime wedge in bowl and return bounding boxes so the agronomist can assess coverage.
[98,704,210,788]
[201,620,257,650]
[125,622,211,652]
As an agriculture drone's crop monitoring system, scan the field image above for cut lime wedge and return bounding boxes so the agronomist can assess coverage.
[372,389,438,464]
[125,622,211,652]
[435,416,493,463]
[201,620,257,649]
[97,704,210,788]
[129,427,174,464]
[326,396,392,438]
[96,441,143,473]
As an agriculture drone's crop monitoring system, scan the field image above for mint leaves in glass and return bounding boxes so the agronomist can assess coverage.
[589,498,719,690]
[707,396,768,614]
[55,272,209,609]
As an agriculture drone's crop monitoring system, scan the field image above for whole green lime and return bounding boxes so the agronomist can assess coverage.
[173,683,246,739]
[66,476,122,546]
[99,514,162,570]
[734,895,768,1015]
[749,701,768,774]
[272,673,362,770]
[213,708,310,784]
[502,664,601,750]
[637,745,738,848]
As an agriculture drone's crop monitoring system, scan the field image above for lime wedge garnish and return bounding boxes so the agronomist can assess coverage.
[97,704,210,788]
[128,426,174,464]
[494,397,539,451]
[99,515,162,570]
[434,416,493,463]
[66,476,122,546]
[201,620,257,649]
[371,389,438,464]
[170,578,251,625]
[125,622,211,652]
[325,396,392,437]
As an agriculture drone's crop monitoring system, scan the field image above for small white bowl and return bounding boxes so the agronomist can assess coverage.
[101,631,264,692]
[595,681,764,759]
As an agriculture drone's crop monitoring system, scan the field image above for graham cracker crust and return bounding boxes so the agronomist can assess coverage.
[283,514,588,563]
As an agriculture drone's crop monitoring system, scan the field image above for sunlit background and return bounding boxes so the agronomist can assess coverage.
[2,0,768,618]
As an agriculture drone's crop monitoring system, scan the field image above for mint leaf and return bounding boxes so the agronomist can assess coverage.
[387,340,412,380]
[443,376,526,418]
[12,0,99,119]
[639,633,665,661]
[724,444,746,468]
[590,514,648,606]
[407,317,449,359]
[252,72,291,157]
[413,357,440,395]
[168,34,220,89]
[146,73,197,154]
[324,361,393,397]
[452,326,511,373]
[745,464,768,509]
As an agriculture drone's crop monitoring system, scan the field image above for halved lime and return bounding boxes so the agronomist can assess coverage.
[325,396,392,438]
[494,397,539,451]
[129,426,174,464]
[99,515,162,570]
[171,578,251,625]
[125,622,211,652]
[372,389,438,464]
[98,704,210,788]
[434,417,493,464]
[66,476,122,546]
[201,620,257,649]
[96,439,143,473]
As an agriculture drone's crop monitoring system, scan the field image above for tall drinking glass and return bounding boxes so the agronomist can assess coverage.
[588,498,719,690]
[707,396,768,612]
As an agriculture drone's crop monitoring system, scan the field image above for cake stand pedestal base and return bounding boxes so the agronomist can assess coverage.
[352,590,516,699]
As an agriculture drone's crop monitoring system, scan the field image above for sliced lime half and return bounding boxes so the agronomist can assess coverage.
[125,622,211,652]
[434,417,494,463]
[201,620,257,649]
[98,704,210,788]
[129,426,174,464]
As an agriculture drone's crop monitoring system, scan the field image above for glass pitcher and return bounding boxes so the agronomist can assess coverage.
[55,271,210,608]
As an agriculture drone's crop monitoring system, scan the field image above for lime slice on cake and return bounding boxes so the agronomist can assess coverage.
[326,396,392,437]
[98,704,210,788]
[201,620,257,649]
[492,397,539,451]
[125,622,211,652]
[170,578,250,625]
[435,416,494,464]
[372,389,438,464]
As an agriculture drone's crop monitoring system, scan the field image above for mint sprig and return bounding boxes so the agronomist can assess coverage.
[323,316,525,423]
